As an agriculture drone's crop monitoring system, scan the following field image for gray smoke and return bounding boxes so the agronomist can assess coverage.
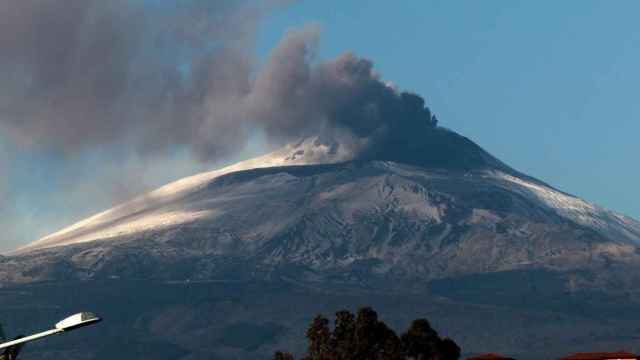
[245,26,438,156]
[0,0,439,250]
[0,0,267,159]
[0,1,436,161]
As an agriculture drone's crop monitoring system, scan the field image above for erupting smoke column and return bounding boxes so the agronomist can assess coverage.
[0,0,437,163]
[0,0,440,249]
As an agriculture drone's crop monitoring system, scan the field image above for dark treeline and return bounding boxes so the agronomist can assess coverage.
[275,307,460,360]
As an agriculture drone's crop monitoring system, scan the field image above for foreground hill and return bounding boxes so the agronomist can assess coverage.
[2,128,640,359]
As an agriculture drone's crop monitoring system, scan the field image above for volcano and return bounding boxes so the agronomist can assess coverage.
[2,127,640,360]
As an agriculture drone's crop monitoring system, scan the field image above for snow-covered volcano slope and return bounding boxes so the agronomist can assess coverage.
[5,130,638,286]
[18,136,354,253]
[20,130,640,254]
[4,127,639,287]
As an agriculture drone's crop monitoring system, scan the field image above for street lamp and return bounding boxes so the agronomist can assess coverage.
[0,312,101,351]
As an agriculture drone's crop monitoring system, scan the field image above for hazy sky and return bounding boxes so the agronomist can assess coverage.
[1,1,638,251]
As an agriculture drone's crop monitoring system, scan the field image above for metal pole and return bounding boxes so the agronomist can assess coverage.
[0,328,63,350]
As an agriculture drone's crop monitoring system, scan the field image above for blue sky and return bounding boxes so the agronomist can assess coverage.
[257,0,639,216]
[1,1,638,251]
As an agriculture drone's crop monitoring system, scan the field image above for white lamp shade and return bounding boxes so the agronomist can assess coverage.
[55,312,101,331]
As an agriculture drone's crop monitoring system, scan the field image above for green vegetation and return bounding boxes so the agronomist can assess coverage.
[275,307,460,360]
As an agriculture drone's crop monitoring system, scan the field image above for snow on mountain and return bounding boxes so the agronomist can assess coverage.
[6,128,640,288]
[17,137,353,253]
[10,157,638,279]
[492,172,640,244]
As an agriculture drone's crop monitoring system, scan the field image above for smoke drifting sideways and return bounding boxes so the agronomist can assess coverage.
[0,0,438,249]
[0,0,437,162]
[247,28,439,159]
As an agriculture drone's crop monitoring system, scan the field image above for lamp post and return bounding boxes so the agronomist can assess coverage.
[0,312,101,351]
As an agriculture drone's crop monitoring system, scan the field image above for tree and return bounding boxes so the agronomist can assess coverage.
[275,307,460,360]
[401,319,440,360]
[353,307,381,358]
[438,338,461,360]
[376,322,404,360]
[333,310,356,360]
[304,315,332,360]
[274,351,295,360]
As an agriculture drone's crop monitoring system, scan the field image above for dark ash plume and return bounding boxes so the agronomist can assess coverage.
[245,26,438,157]
[0,2,437,162]
[0,1,454,251]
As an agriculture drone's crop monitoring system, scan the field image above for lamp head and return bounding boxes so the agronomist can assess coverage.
[55,312,101,332]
